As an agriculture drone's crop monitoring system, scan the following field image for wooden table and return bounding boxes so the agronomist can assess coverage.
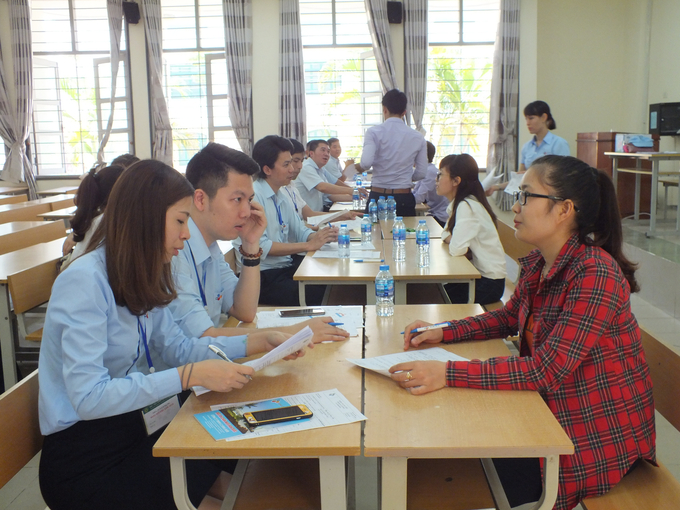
[363,304,574,510]
[153,319,363,510]
[0,238,66,389]
[0,185,28,196]
[0,221,66,256]
[380,216,442,239]
[605,152,680,236]
[37,186,78,197]
[38,206,77,228]
[0,194,27,206]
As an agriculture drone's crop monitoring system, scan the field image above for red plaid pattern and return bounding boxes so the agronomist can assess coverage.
[441,235,656,510]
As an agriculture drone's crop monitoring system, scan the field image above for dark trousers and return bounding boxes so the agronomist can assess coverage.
[444,276,505,305]
[492,457,543,508]
[39,408,232,510]
[365,191,416,217]
[259,254,325,306]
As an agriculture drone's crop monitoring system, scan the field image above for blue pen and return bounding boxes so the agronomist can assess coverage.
[328,322,344,326]
[400,322,452,335]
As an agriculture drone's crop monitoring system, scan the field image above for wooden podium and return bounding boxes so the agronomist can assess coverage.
[576,132,659,217]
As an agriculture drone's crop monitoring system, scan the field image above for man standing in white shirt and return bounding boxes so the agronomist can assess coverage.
[356,89,428,216]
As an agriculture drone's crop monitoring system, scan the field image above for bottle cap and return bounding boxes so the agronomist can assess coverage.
[379,265,389,271]
[396,216,403,220]
[419,219,426,223]
[388,195,394,199]
[341,224,347,227]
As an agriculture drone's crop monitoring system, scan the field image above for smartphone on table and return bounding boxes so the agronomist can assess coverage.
[243,405,313,427]
[278,308,325,318]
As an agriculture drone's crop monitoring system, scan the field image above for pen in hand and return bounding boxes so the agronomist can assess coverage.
[209,344,252,379]
[400,322,452,335]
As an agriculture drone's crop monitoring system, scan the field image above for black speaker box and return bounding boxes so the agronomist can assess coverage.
[123,2,141,24]
[387,1,403,24]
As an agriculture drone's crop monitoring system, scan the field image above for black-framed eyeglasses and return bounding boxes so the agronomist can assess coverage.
[512,190,567,206]
[435,172,442,181]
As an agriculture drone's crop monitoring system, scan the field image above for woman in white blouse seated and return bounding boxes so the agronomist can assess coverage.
[38,160,302,510]
[437,154,506,305]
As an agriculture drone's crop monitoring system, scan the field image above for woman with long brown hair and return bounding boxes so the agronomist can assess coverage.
[437,153,506,304]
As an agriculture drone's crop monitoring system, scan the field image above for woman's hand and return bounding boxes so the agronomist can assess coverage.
[302,317,350,343]
[403,320,445,350]
[389,361,447,395]
[247,331,311,360]
[184,359,254,393]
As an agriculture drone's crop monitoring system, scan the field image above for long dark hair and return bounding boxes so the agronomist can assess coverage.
[441,154,497,234]
[88,160,195,315]
[524,100,556,130]
[70,165,125,242]
[531,155,639,292]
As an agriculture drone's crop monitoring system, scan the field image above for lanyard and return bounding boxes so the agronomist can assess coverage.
[186,241,207,308]
[271,195,285,233]
[137,315,155,373]
[283,186,299,214]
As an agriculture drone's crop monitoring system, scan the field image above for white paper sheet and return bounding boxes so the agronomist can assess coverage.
[206,388,366,442]
[306,210,347,226]
[242,326,314,371]
[347,347,469,377]
[503,172,524,195]
[255,306,364,337]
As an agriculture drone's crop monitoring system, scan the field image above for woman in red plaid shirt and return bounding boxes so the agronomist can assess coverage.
[390,155,655,510]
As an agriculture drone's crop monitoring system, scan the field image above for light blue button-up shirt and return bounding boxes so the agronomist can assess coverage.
[324,155,343,181]
[520,131,570,168]
[38,246,248,435]
[296,158,336,212]
[360,117,428,188]
[233,178,314,271]
[169,218,239,337]
[413,163,450,223]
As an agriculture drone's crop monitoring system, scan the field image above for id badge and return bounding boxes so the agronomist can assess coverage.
[141,395,181,435]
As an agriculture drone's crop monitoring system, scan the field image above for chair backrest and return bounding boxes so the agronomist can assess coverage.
[0,195,27,206]
[497,219,533,263]
[0,221,66,256]
[0,370,42,489]
[0,203,53,224]
[48,196,75,210]
[640,326,680,432]
[8,259,59,315]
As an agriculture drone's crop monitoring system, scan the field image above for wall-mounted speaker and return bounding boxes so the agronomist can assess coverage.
[122,2,141,24]
[387,1,403,24]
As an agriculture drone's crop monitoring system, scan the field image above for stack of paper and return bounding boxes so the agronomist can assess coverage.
[256,305,364,337]
[347,347,469,377]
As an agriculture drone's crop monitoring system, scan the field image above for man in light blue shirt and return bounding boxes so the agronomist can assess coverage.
[236,136,338,305]
[413,141,450,226]
[296,139,361,212]
[357,89,428,216]
[325,137,351,182]
[169,143,266,338]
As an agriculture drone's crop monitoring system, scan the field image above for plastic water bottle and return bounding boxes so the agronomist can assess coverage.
[361,214,372,244]
[378,196,387,221]
[375,264,394,317]
[369,199,378,223]
[392,216,406,262]
[352,188,360,210]
[416,219,430,268]
[386,196,397,220]
[362,171,368,183]
[355,173,362,188]
[338,224,350,259]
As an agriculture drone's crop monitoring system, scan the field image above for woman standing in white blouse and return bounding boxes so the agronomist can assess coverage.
[437,154,506,304]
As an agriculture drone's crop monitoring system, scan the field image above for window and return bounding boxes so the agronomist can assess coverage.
[161,0,238,171]
[300,0,380,159]
[426,0,499,166]
[30,0,133,175]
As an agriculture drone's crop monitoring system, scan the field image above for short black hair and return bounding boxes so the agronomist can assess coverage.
[185,142,259,198]
[524,100,556,130]
[426,141,436,163]
[307,139,329,153]
[289,138,305,154]
[327,137,340,147]
[252,135,294,180]
[382,89,407,115]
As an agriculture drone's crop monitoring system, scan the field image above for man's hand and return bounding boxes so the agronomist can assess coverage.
[239,201,267,248]
[307,226,338,251]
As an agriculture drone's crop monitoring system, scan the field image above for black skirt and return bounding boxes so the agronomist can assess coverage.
[39,408,223,510]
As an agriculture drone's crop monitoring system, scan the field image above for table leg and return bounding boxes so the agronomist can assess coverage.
[319,456,347,510]
[467,279,475,304]
[529,455,560,510]
[0,284,18,390]
[366,283,376,305]
[394,282,407,305]
[634,173,641,221]
[612,156,619,192]
[220,459,249,510]
[676,184,680,231]
[169,457,197,510]
[379,457,407,510]
[649,161,659,236]
[298,281,307,306]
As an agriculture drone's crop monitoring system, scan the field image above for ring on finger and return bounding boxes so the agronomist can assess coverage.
[406,371,413,381]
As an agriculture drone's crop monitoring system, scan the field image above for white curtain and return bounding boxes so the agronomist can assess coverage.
[0,0,37,199]
[364,0,398,92]
[95,0,124,167]
[223,0,253,155]
[140,0,173,165]
[404,0,427,134]
[279,0,307,145]
[487,0,520,211]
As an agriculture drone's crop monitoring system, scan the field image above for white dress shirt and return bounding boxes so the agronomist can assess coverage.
[360,117,428,188]
[441,197,506,280]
